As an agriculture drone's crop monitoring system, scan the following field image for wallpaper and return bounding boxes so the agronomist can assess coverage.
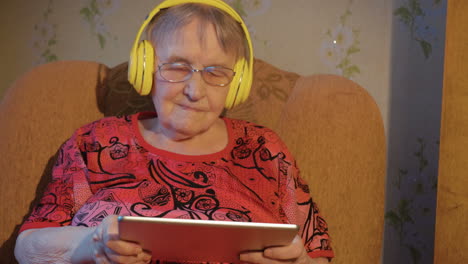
[2,0,391,124]
[0,0,447,263]
[385,0,447,263]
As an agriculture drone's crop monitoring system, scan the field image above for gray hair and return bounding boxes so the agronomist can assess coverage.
[146,3,249,61]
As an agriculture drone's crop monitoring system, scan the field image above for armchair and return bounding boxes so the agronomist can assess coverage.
[0,59,385,263]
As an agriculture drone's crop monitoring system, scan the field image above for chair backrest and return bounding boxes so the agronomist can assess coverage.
[276,75,386,264]
[0,59,385,264]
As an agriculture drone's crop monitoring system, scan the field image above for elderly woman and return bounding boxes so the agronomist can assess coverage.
[14,0,333,263]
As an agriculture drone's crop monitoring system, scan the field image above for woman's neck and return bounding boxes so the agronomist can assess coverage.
[138,117,228,155]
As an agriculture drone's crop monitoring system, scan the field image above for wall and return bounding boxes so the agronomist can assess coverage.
[0,0,447,263]
[385,0,446,263]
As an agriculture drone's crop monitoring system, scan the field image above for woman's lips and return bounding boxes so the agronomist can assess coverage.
[178,104,203,112]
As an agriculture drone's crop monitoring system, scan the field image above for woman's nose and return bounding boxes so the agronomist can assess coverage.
[183,72,206,101]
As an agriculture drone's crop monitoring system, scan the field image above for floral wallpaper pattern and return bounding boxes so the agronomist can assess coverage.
[80,0,121,49]
[385,0,445,264]
[394,0,445,59]
[320,0,361,79]
[226,0,272,49]
[31,0,58,64]
[385,1,446,263]
[386,137,439,264]
[228,0,271,17]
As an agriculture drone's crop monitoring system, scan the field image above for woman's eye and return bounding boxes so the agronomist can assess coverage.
[170,65,191,72]
[208,71,223,77]
[207,68,228,77]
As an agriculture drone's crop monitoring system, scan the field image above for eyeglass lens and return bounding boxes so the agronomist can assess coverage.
[159,63,234,86]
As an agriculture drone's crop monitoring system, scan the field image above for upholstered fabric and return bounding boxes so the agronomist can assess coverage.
[0,59,385,264]
[434,0,468,262]
[0,61,106,262]
[276,75,386,263]
[97,61,155,117]
[226,59,300,128]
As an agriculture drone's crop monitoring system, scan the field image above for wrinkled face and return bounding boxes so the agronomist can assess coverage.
[152,18,236,139]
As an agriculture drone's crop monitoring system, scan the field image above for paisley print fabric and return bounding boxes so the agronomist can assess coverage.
[20,112,333,260]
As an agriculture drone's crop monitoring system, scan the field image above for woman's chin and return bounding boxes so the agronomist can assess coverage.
[165,121,212,140]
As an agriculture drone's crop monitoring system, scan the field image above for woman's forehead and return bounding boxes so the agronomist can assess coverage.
[154,20,236,65]
[147,3,247,64]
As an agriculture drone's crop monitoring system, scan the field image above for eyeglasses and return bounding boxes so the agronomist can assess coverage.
[157,63,236,87]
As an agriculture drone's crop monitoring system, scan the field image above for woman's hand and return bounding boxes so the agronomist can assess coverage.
[84,215,152,264]
[16,216,151,264]
[239,235,328,264]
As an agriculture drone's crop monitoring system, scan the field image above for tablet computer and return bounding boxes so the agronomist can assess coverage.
[118,216,299,263]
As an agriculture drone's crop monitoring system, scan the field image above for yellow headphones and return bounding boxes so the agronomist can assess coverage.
[128,0,254,109]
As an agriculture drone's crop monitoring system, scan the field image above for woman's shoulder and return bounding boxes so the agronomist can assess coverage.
[68,113,142,145]
[223,117,275,132]
[76,114,135,132]
[224,117,296,163]
[223,117,285,145]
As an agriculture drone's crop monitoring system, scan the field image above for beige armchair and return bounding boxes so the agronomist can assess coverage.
[0,59,386,264]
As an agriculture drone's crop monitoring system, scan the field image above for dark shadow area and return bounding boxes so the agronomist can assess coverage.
[0,151,60,264]
[96,62,155,117]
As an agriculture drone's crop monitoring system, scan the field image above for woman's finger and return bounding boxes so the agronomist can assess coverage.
[239,235,310,264]
[239,251,266,263]
[138,251,153,263]
[105,239,143,256]
[98,215,143,256]
[91,215,148,263]
[263,235,304,260]
[102,242,152,263]
[239,251,295,264]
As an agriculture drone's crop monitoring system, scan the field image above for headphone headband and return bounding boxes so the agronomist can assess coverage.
[132,0,248,53]
[128,0,254,109]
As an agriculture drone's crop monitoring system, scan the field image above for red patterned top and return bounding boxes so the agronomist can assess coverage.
[20,112,333,260]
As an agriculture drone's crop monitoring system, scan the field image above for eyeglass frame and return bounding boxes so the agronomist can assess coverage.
[156,62,236,87]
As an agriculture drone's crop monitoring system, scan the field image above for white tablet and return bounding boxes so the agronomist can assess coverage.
[118,216,299,263]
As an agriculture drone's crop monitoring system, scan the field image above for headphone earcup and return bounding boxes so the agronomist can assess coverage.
[141,40,155,96]
[225,57,252,109]
[225,58,244,109]
[237,58,252,106]
[133,40,155,95]
[128,47,138,88]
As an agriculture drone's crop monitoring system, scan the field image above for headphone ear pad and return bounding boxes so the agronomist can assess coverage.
[128,47,138,87]
[141,40,155,96]
[225,57,253,109]
[237,58,252,106]
[134,40,155,95]
[225,58,244,109]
